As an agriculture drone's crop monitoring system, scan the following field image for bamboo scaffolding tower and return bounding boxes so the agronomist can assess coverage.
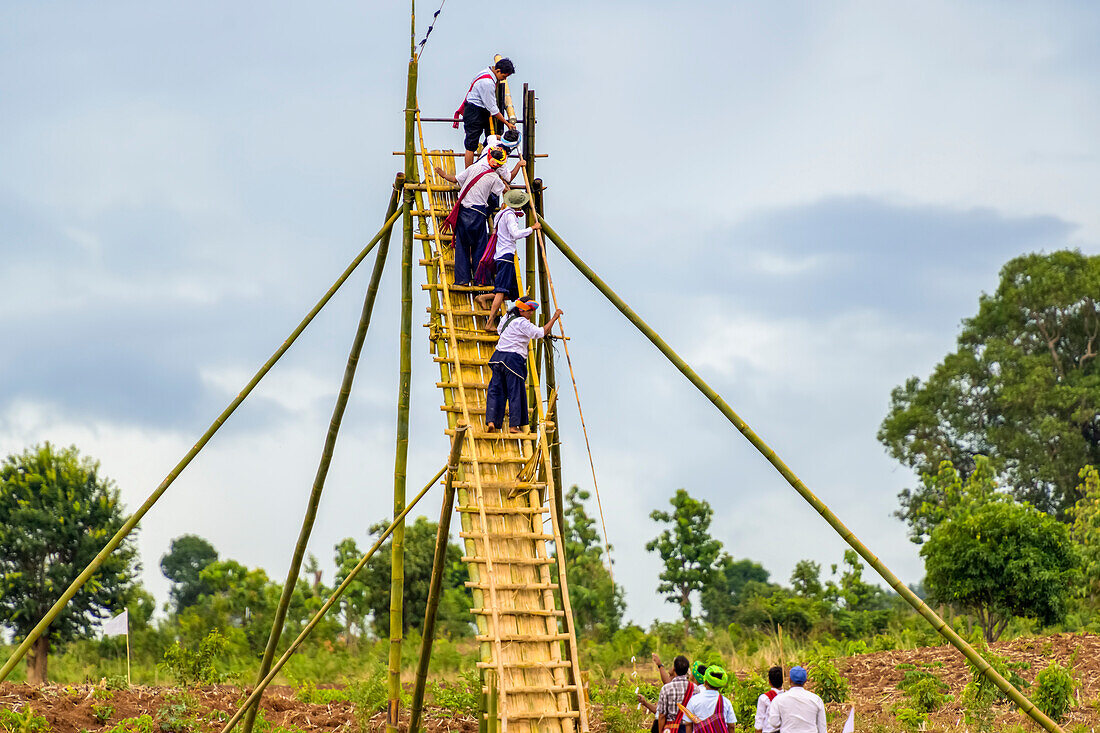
[410,102,588,731]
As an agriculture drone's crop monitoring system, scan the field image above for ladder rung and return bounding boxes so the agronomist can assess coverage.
[461,556,555,565]
[465,581,558,590]
[460,531,554,541]
[430,332,504,344]
[459,455,529,465]
[422,283,494,292]
[428,307,494,318]
[476,633,571,642]
[436,380,489,389]
[504,711,580,720]
[456,505,548,514]
[469,608,563,616]
[477,660,572,669]
[505,685,578,694]
[452,480,546,491]
[445,428,538,441]
[436,355,491,366]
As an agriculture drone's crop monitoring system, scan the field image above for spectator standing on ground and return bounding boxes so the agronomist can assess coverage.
[684,666,737,733]
[755,666,784,733]
[656,655,695,733]
[765,665,826,733]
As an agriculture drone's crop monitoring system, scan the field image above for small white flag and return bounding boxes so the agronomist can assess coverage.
[841,706,855,733]
[101,610,128,637]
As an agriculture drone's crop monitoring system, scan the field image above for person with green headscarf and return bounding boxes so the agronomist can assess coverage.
[684,665,737,733]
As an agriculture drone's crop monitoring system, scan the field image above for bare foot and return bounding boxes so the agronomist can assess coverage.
[509,427,522,433]
[485,423,497,433]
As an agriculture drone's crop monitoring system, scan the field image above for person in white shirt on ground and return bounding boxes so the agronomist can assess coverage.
[765,665,826,733]
[755,666,784,733]
[435,148,508,286]
[684,666,737,733]
[475,190,539,330]
[484,298,562,433]
[452,58,517,168]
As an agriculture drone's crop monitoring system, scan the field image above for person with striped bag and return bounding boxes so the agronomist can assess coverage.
[684,666,737,733]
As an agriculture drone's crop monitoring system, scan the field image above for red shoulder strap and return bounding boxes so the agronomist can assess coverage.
[670,683,694,725]
[453,71,497,127]
[455,167,496,207]
[765,690,779,701]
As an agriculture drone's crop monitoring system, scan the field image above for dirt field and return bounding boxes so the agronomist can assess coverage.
[3,633,1099,733]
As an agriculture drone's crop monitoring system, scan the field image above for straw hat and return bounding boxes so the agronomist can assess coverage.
[503,189,530,209]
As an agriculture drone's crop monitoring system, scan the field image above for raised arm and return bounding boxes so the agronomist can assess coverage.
[652,652,673,685]
[542,308,563,337]
[434,166,458,183]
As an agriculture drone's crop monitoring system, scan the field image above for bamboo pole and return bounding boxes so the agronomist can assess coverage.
[388,51,419,733]
[532,179,564,518]
[536,216,1066,733]
[0,205,404,683]
[240,173,404,733]
[521,85,537,300]
[409,425,469,733]
[219,463,449,733]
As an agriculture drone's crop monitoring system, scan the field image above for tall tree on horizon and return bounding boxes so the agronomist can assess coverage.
[160,534,219,613]
[0,443,139,683]
[646,489,723,640]
[879,250,1100,518]
[556,486,625,638]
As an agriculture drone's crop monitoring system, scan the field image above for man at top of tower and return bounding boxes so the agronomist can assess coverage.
[453,58,517,168]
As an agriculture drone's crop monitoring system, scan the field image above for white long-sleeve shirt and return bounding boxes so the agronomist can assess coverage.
[492,209,533,259]
[754,689,782,731]
[454,160,506,209]
[464,67,500,116]
[765,687,826,733]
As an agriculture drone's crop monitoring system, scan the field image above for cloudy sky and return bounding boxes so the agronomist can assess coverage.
[2,1,1098,626]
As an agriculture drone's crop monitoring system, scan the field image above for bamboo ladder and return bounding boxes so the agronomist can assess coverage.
[411,107,588,733]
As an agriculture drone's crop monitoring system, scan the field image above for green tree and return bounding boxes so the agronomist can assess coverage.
[895,457,1001,544]
[922,478,1079,641]
[645,489,723,639]
[333,538,371,649]
[1068,465,1100,599]
[700,553,769,626]
[359,516,472,637]
[790,560,824,598]
[556,486,625,638]
[879,250,1100,516]
[0,443,139,683]
[160,534,218,612]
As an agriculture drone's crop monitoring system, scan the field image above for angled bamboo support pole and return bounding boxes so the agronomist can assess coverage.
[388,51,418,733]
[240,173,405,733]
[536,215,1066,733]
[219,463,449,733]
[0,204,405,683]
[409,424,469,733]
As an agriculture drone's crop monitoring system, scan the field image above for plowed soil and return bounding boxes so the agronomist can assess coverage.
[3,633,1099,733]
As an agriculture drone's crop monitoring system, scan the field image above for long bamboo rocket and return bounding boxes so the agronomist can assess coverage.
[219,463,449,733]
[536,215,1066,733]
[240,172,405,733]
[387,50,419,733]
[409,424,469,733]
[0,206,404,683]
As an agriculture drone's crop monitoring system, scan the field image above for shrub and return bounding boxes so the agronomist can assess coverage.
[91,704,114,724]
[429,670,480,716]
[726,673,769,727]
[162,629,229,686]
[891,706,926,732]
[0,707,50,733]
[808,657,849,703]
[346,669,402,733]
[102,716,156,733]
[896,664,950,713]
[1033,660,1075,723]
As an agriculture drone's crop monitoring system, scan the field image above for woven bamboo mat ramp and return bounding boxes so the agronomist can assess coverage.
[410,116,589,733]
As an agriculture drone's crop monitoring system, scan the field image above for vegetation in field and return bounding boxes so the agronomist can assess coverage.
[0,706,50,733]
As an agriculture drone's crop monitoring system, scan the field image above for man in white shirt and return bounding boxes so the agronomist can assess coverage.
[453,58,517,168]
[475,190,538,329]
[435,148,508,286]
[485,298,562,433]
[755,666,784,733]
[765,666,826,733]
[684,666,736,733]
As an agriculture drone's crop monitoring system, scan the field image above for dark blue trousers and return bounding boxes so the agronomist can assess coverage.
[486,350,528,429]
[454,205,489,286]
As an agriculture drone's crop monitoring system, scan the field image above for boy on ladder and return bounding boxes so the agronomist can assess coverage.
[452,58,516,168]
[475,189,540,330]
[436,147,508,286]
[485,297,562,433]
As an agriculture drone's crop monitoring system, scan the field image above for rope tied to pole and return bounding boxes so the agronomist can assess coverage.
[414,0,448,59]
